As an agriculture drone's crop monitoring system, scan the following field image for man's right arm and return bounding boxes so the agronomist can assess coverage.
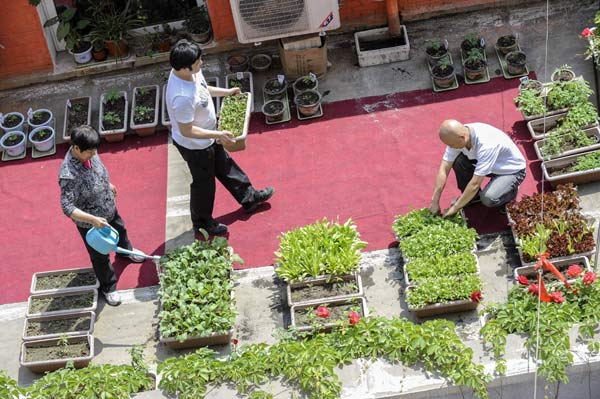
[429,159,453,214]
[177,121,235,144]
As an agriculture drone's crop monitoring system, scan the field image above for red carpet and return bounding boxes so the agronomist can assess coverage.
[0,133,167,304]
[211,74,540,270]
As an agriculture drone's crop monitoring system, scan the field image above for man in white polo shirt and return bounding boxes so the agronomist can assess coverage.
[429,119,526,217]
[166,40,274,235]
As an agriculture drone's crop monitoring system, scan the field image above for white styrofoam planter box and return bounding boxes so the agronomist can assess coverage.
[99,90,129,142]
[63,97,92,141]
[130,85,159,136]
[355,26,410,67]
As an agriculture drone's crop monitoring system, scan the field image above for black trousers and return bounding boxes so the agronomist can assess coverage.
[76,209,132,293]
[174,141,255,228]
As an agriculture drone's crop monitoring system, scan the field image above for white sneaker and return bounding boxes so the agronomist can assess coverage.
[127,248,146,263]
[104,291,121,306]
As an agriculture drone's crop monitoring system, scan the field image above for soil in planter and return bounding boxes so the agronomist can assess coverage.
[295,78,317,92]
[291,279,359,303]
[31,128,53,142]
[264,101,284,115]
[3,114,23,128]
[229,77,251,93]
[27,315,92,337]
[102,96,126,131]
[252,55,270,69]
[3,133,24,146]
[296,92,319,106]
[25,338,90,362]
[497,35,516,48]
[432,65,454,78]
[359,34,406,52]
[465,59,486,70]
[553,70,574,82]
[30,292,95,314]
[533,119,560,133]
[66,98,90,134]
[545,135,599,154]
[519,261,586,284]
[295,301,363,327]
[265,79,286,95]
[133,87,157,124]
[548,163,578,176]
[35,270,97,291]
[31,111,51,126]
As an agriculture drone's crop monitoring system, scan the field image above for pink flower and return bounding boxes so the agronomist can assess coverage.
[471,291,482,303]
[582,28,594,38]
[583,271,597,286]
[550,291,565,304]
[517,275,529,285]
[232,338,238,346]
[316,306,330,318]
[528,283,539,295]
[348,311,361,326]
[566,264,583,278]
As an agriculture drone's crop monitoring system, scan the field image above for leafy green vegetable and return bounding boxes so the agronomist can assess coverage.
[392,208,465,239]
[570,150,600,172]
[406,274,482,308]
[218,93,249,137]
[406,251,477,282]
[0,370,23,399]
[400,224,477,259]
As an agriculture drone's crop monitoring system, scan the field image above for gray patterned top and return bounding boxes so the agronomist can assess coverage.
[59,148,116,229]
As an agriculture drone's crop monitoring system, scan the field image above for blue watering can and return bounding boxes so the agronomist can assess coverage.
[85,226,160,261]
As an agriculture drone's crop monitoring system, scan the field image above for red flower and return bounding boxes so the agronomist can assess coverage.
[470,291,482,303]
[232,338,238,346]
[582,27,594,38]
[316,306,330,318]
[550,291,565,304]
[566,264,583,278]
[517,275,529,285]
[528,283,539,295]
[348,311,361,326]
[583,271,597,286]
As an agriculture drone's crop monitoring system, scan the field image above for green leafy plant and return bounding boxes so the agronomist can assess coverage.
[570,150,600,172]
[392,208,465,239]
[102,111,121,126]
[514,88,545,117]
[546,79,593,110]
[274,218,367,282]
[105,88,121,104]
[158,237,241,341]
[399,223,477,259]
[218,93,249,137]
[133,105,154,124]
[184,5,211,34]
[0,370,24,399]
[406,274,483,308]
[520,223,550,259]
[406,251,477,282]
[44,8,91,52]
[3,114,22,126]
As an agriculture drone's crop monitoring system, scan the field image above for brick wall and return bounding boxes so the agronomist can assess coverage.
[0,0,53,79]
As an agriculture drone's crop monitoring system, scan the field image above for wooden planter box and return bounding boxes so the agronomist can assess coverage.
[225,71,254,112]
[130,85,159,136]
[62,97,92,141]
[159,329,233,349]
[542,149,600,188]
[406,286,479,318]
[20,334,94,373]
[27,289,98,318]
[514,256,591,286]
[30,267,98,295]
[23,311,95,341]
[290,296,369,333]
[285,272,363,307]
[218,92,252,152]
[534,126,600,161]
[99,90,129,142]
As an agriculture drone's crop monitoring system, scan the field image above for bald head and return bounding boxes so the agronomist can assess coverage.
[439,119,469,148]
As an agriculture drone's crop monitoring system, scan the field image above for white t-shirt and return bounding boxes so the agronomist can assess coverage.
[443,123,526,176]
[165,69,216,150]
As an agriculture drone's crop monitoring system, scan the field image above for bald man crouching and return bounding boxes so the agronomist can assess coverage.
[429,120,527,218]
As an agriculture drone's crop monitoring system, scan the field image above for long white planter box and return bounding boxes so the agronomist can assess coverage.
[285,272,363,307]
[542,149,600,188]
[99,90,129,142]
[290,296,369,333]
[27,289,98,318]
[30,267,99,295]
[20,334,94,373]
[218,92,252,152]
[225,71,254,112]
[534,126,600,161]
[354,26,410,67]
[62,97,92,141]
[514,256,592,286]
[130,85,159,136]
[23,310,95,342]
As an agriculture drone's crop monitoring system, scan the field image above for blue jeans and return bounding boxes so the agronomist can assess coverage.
[453,153,526,208]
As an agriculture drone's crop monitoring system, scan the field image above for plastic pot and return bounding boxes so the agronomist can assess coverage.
[496,35,518,55]
[0,111,25,133]
[226,54,249,73]
[27,108,54,129]
[250,54,272,72]
[506,51,527,75]
[0,131,26,156]
[262,100,285,123]
[70,42,93,64]
[431,64,455,88]
[263,78,288,100]
[294,90,322,117]
[29,126,55,152]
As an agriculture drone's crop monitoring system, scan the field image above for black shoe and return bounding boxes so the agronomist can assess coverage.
[244,187,274,213]
[202,222,228,235]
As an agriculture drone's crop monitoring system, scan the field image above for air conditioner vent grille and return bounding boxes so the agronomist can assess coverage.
[238,0,308,40]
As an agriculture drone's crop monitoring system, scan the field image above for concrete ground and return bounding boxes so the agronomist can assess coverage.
[2,0,600,397]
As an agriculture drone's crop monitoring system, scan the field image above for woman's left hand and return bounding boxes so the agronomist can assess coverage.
[228,87,241,96]
[110,183,117,197]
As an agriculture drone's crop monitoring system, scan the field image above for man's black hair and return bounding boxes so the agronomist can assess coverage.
[70,125,101,151]
[170,39,202,71]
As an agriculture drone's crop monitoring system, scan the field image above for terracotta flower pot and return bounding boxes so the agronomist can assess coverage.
[106,40,129,58]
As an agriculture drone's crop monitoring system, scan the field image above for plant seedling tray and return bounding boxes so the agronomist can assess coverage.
[31,119,57,159]
[403,252,480,287]
[406,285,480,318]
[494,43,529,79]
[296,103,323,120]
[285,272,364,307]
[23,310,95,342]
[460,51,490,85]
[30,267,99,295]
[533,126,600,161]
[20,333,94,373]
[263,89,291,125]
[27,288,98,318]
[427,54,459,92]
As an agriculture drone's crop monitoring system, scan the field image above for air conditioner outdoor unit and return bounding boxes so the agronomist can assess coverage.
[229,0,340,44]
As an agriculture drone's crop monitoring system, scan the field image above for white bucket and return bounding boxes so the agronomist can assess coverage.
[0,111,25,133]
[71,43,93,64]
[0,131,26,156]
[29,126,55,152]
[27,108,54,129]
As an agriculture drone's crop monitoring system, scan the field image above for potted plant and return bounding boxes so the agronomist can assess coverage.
[63,97,92,140]
[0,131,26,157]
[0,111,25,133]
[262,100,286,124]
[23,310,95,341]
[514,256,591,287]
[0,370,24,399]
[130,85,159,136]
[505,50,527,75]
[218,93,252,152]
[30,267,98,295]
[290,297,368,333]
[87,0,142,59]
[44,8,92,64]
[27,108,54,129]
[99,88,128,142]
[293,74,318,95]
[227,54,249,73]
[460,32,484,57]
[27,288,98,317]
[551,64,575,82]
[496,34,518,55]
[226,72,254,96]
[294,90,322,117]
[263,77,287,100]
[518,78,543,93]
[250,53,272,72]
[275,218,367,307]
[463,48,487,81]
[20,334,94,373]
[158,237,239,349]
[431,58,455,88]
[91,39,108,62]
[183,5,212,44]
[29,126,55,152]
[542,148,600,187]
[425,38,449,65]
[536,125,600,160]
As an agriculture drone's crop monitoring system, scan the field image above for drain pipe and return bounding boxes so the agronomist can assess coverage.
[386,0,402,37]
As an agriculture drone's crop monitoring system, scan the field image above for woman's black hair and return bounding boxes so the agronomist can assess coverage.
[170,39,202,71]
[70,125,101,151]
